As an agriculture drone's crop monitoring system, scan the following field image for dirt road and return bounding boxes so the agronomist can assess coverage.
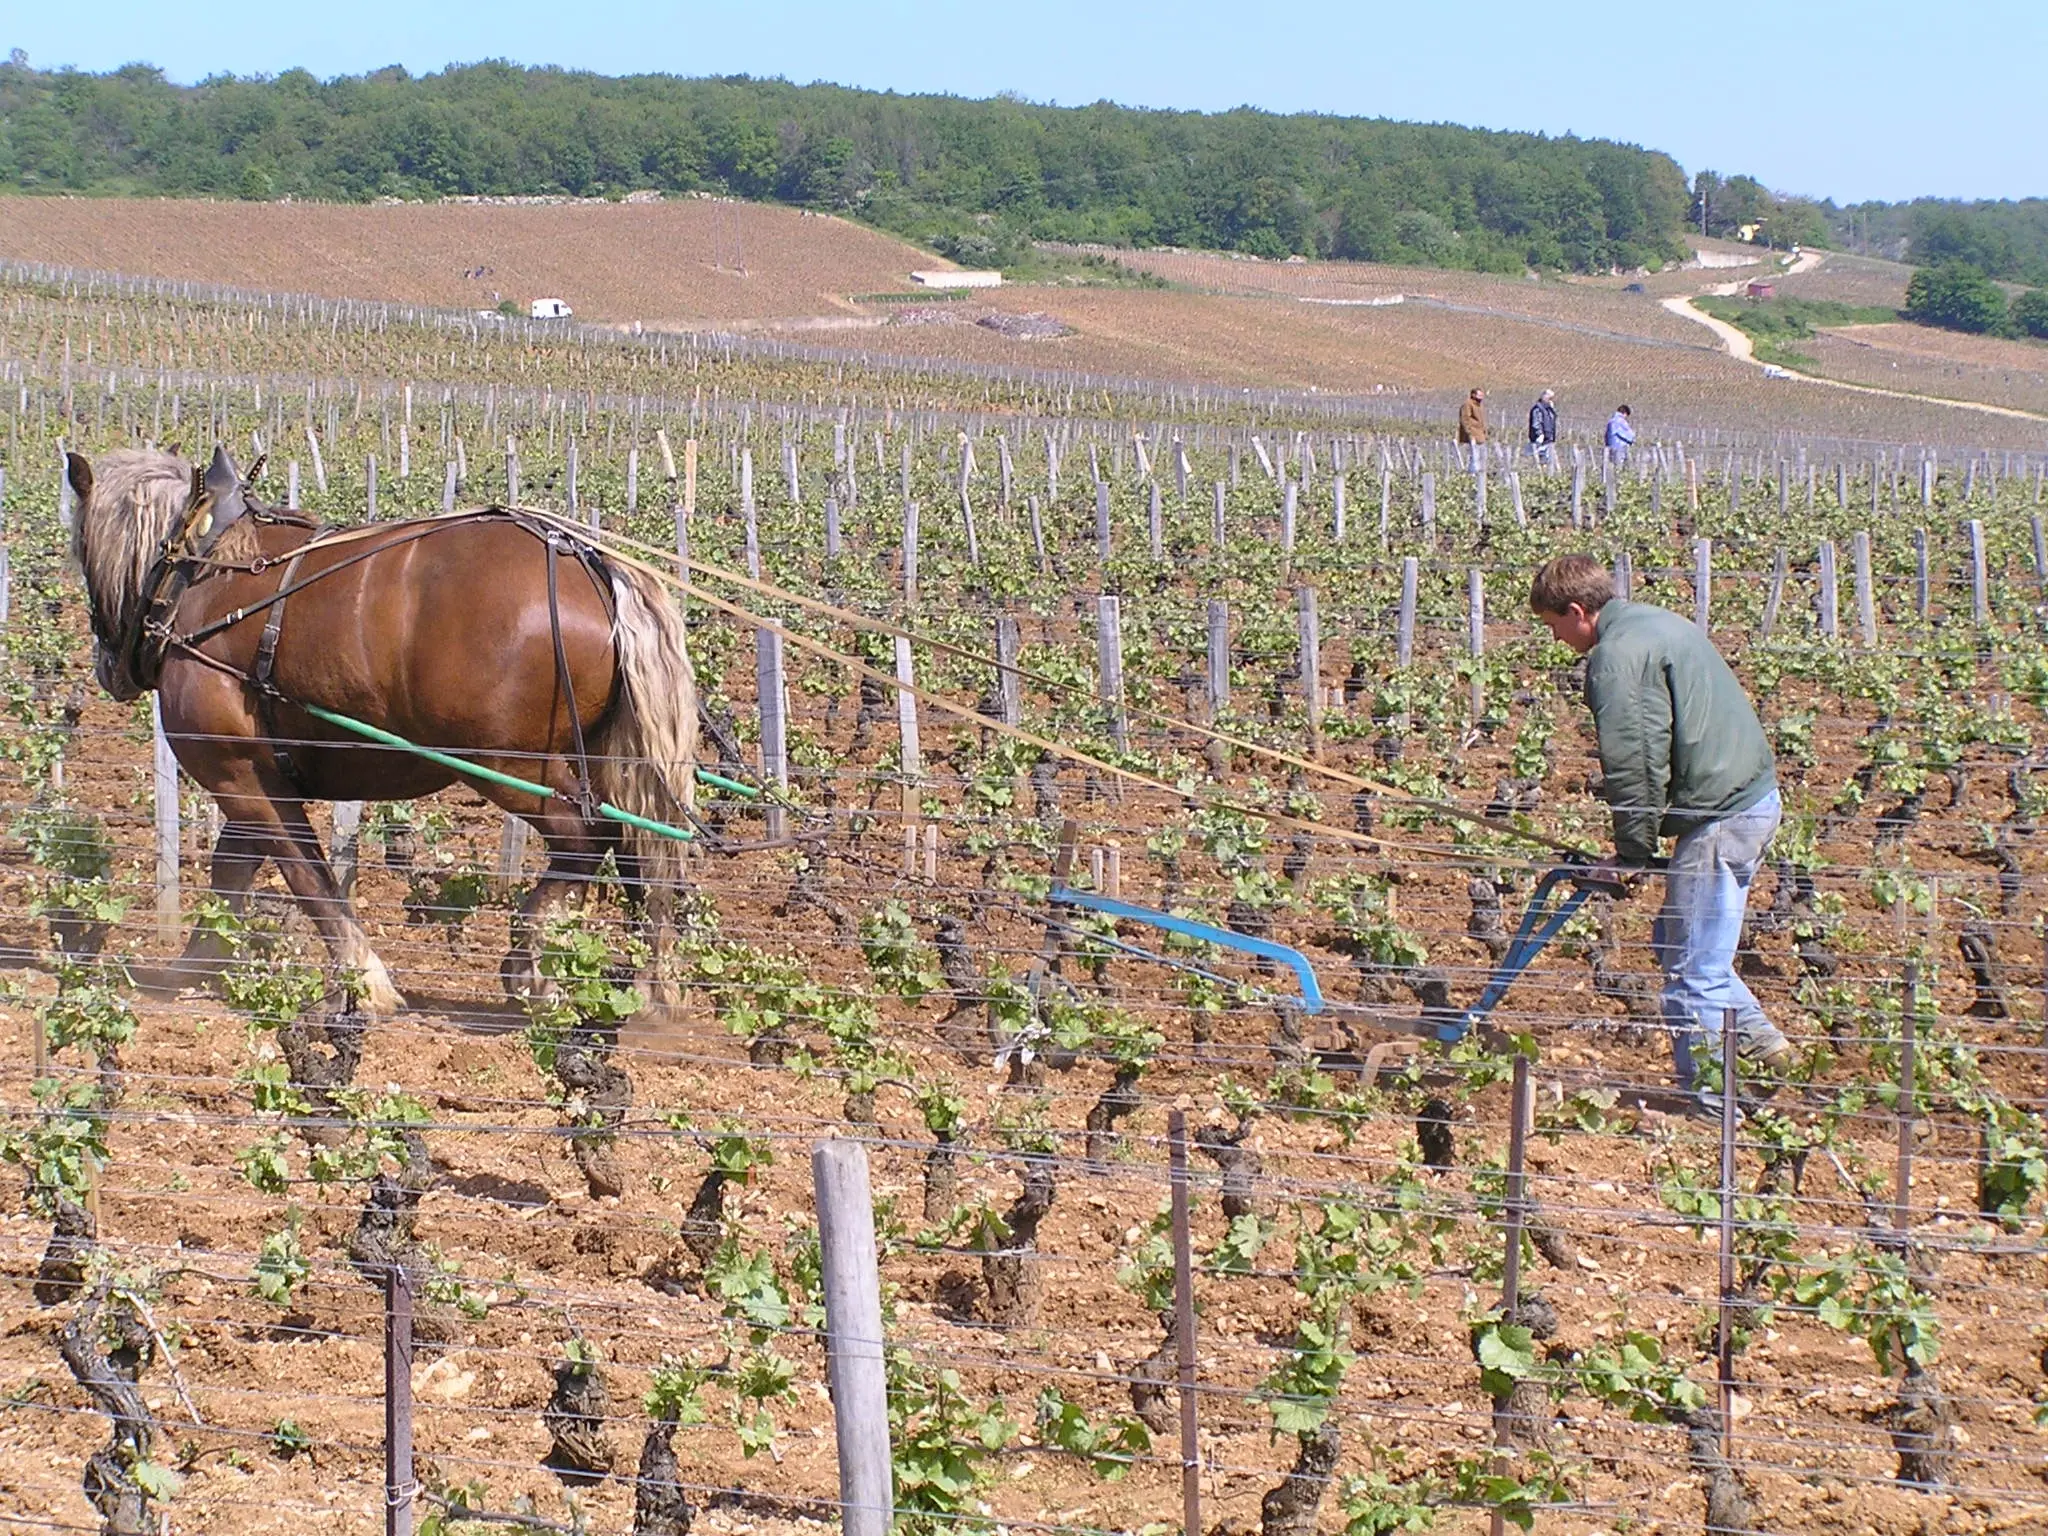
[1662,252,2048,424]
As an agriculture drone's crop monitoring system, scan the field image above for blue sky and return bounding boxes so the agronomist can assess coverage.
[9,0,2043,204]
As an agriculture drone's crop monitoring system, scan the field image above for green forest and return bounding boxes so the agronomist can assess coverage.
[1828,198,2048,287]
[0,57,1694,273]
[4,56,2041,285]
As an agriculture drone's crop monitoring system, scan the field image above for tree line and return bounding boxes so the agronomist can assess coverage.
[0,56,1693,274]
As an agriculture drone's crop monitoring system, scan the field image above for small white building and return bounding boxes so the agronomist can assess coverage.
[911,270,1003,290]
[530,298,574,319]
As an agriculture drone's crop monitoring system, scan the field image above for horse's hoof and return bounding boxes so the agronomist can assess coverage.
[357,953,406,1016]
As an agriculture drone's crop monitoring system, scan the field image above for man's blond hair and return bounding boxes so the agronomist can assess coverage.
[1529,554,1617,616]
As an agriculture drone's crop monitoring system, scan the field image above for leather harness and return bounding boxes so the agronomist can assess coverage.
[133,462,614,810]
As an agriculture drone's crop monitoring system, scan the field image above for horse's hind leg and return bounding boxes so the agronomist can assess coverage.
[499,808,612,1001]
[612,842,681,1013]
[172,817,269,981]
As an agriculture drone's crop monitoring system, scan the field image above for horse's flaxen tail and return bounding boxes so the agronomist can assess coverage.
[590,563,698,907]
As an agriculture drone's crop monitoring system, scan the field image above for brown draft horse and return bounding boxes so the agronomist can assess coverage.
[66,446,697,1013]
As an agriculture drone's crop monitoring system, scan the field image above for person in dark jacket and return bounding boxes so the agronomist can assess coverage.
[1530,554,1789,1103]
[1527,390,1558,467]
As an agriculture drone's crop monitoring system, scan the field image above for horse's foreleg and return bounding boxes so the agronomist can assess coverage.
[263,797,404,1016]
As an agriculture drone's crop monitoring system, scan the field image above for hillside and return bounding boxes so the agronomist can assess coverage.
[0,59,1688,274]
[5,196,2046,447]
[0,195,942,322]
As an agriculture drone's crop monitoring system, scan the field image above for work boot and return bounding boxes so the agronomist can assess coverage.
[1743,1040,1795,1102]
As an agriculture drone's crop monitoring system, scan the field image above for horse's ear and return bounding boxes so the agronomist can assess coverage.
[64,452,93,508]
[204,445,241,501]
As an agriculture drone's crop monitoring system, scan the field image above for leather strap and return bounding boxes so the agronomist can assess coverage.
[253,550,309,792]
[543,532,599,820]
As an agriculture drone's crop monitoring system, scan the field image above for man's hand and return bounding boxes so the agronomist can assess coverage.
[1575,859,1646,896]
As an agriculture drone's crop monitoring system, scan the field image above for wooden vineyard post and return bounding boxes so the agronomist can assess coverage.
[1332,472,1346,543]
[961,478,981,567]
[1489,1054,1533,1536]
[287,460,301,510]
[1096,481,1113,565]
[1473,462,1487,527]
[1281,480,1298,575]
[625,446,638,513]
[1097,596,1128,752]
[1297,587,1322,761]
[151,697,179,945]
[1853,531,1878,646]
[385,1263,415,1536]
[1169,1110,1201,1536]
[496,816,530,896]
[1896,963,1918,1234]
[1149,481,1165,561]
[306,422,328,493]
[1212,482,1227,548]
[1508,469,1525,528]
[1717,1011,1739,1464]
[902,499,920,608]
[1761,549,1788,640]
[812,1141,894,1536]
[680,437,697,599]
[1688,456,1700,512]
[1467,567,1485,724]
[1694,538,1712,632]
[757,628,788,841]
[440,458,457,514]
[743,460,764,582]
[506,438,520,505]
[1914,529,1931,619]
[995,617,1023,728]
[1613,548,1633,601]
[1818,540,1839,640]
[1570,454,1585,528]
[1969,519,1989,624]
[895,637,921,874]
[2033,514,2048,598]
[1420,471,1436,546]
[366,454,378,520]
[331,801,364,905]
[1378,468,1392,548]
[1397,556,1419,668]
[825,497,842,560]
[1205,600,1230,720]
[1028,496,1049,574]
[566,439,580,519]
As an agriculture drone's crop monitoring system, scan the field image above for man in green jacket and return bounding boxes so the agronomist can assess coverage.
[1529,554,1789,1101]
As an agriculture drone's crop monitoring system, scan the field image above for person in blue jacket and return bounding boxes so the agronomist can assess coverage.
[1527,389,1558,467]
[1604,403,1636,465]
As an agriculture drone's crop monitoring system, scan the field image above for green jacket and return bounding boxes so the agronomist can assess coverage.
[1582,599,1776,864]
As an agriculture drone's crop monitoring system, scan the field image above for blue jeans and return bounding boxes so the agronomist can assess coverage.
[1654,789,1786,1089]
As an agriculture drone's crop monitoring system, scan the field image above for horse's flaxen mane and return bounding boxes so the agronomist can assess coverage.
[70,447,193,648]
